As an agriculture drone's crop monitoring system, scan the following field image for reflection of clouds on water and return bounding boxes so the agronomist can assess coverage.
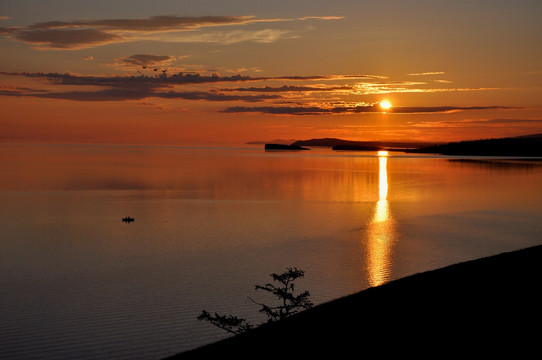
[365,151,397,287]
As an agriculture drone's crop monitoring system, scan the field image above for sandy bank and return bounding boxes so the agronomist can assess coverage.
[165,245,542,358]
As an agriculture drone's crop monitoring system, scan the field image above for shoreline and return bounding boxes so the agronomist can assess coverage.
[166,244,542,358]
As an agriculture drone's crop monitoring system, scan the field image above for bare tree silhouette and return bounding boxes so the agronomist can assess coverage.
[198,267,312,335]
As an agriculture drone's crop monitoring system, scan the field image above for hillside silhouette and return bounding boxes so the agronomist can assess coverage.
[166,245,542,359]
[275,134,542,156]
[290,137,439,150]
[408,133,542,156]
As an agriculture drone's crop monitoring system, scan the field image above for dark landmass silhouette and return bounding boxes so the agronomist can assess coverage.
[247,139,298,145]
[164,244,541,359]
[332,144,383,151]
[290,137,441,150]
[407,133,542,156]
[264,143,310,150]
[258,134,542,156]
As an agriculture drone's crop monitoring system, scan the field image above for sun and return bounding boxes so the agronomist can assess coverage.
[379,100,392,110]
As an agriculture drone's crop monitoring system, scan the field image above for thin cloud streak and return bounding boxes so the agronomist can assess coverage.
[219,84,352,93]
[8,28,122,49]
[0,85,281,102]
[116,54,175,67]
[0,14,343,49]
[153,28,299,44]
[1,71,256,88]
[408,71,445,76]
[0,71,386,88]
[220,82,499,96]
[221,104,517,116]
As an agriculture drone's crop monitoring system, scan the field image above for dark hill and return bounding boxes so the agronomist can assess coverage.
[409,133,542,156]
[264,143,309,150]
[291,138,441,150]
[165,244,542,359]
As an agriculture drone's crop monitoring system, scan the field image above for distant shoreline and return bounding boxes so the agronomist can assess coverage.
[256,133,542,157]
[407,133,542,157]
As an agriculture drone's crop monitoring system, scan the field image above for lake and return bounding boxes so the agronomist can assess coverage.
[1,143,541,359]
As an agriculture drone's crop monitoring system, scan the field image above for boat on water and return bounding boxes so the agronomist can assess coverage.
[122,216,134,223]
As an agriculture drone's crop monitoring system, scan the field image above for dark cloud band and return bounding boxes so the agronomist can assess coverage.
[0,71,521,115]
[221,105,516,115]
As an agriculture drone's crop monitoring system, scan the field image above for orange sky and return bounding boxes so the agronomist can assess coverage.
[1,1,541,145]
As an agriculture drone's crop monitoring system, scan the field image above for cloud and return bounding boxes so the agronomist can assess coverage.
[221,104,516,116]
[390,106,516,113]
[408,118,542,131]
[0,71,258,89]
[11,70,486,98]
[0,14,328,49]
[274,74,387,81]
[481,118,542,124]
[298,16,345,21]
[0,71,386,89]
[0,85,48,96]
[220,81,498,96]
[219,84,352,93]
[159,90,280,102]
[116,54,175,67]
[221,105,341,115]
[156,28,298,44]
[2,28,122,49]
[23,15,260,32]
[0,71,522,115]
[408,71,445,76]
[0,73,281,102]
[0,85,281,102]
[221,103,383,116]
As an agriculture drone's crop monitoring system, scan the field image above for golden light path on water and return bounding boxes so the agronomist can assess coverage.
[366,150,396,287]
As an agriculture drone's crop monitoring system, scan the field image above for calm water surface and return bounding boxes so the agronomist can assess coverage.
[1,143,541,359]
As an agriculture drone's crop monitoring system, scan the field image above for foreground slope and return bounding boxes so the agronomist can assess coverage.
[166,245,542,358]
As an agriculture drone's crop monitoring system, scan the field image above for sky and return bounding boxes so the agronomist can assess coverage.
[1,0,541,145]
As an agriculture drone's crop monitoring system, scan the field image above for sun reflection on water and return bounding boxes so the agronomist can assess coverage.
[366,151,396,287]
[378,153,389,201]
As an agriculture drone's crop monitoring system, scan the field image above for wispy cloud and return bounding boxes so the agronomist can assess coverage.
[221,104,516,116]
[298,16,344,21]
[154,28,299,44]
[1,71,256,88]
[0,83,280,102]
[0,70,521,116]
[408,71,445,76]
[0,71,384,88]
[1,28,122,49]
[220,81,499,96]
[408,118,542,131]
[115,54,176,67]
[219,84,352,93]
[0,14,342,49]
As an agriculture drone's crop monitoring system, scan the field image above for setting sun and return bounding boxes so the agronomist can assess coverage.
[1,2,542,359]
[379,100,392,110]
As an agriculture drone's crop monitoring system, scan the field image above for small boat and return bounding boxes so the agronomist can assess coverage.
[122,216,135,223]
